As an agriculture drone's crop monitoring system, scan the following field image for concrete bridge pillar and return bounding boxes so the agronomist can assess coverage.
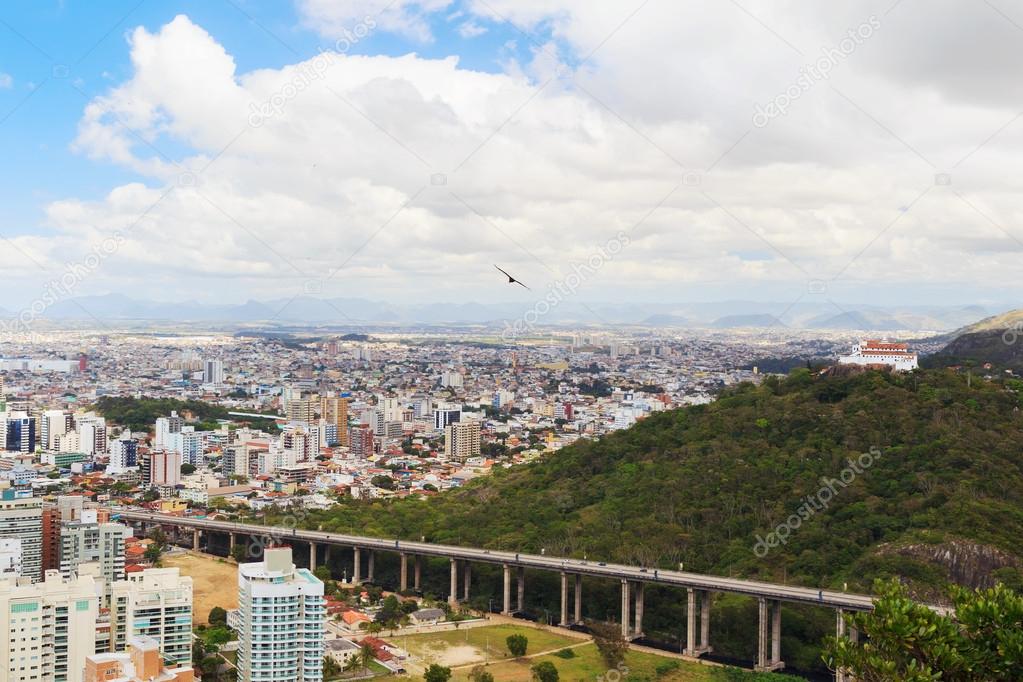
[559,572,570,626]
[400,553,409,592]
[309,542,317,571]
[685,589,712,656]
[502,565,512,615]
[192,529,200,552]
[516,566,525,612]
[756,598,784,672]
[620,580,631,638]
[574,574,582,623]
[414,555,422,591]
[449,558,459,605]
[367,551,375,582]
[229,533,236,554]
[352,547,362,585]
[701,591,712,653]
[835,610,850,682]
[633,582,645,638]
[462,561,471,602]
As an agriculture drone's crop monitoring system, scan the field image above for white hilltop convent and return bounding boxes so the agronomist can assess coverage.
[838,340,919,372]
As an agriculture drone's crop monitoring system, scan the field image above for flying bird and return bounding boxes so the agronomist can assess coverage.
[495,265,529,290]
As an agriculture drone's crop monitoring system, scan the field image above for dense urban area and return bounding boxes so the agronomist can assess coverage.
[0,326,912,682]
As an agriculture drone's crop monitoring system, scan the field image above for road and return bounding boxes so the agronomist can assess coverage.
[117,509,875,611]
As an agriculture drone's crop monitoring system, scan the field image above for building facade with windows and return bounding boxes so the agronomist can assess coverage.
[0,570,99,682]
[236,547,324,682]
[109,568,193,666]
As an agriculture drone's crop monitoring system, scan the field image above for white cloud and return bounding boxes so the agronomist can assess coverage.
[297,0,453,43]
[0,73,12,89]
[457,20,487,38]
[16,4,1023,308]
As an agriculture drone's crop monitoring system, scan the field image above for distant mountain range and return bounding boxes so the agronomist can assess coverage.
[927,307,1023,369]
[4,293,1008,331]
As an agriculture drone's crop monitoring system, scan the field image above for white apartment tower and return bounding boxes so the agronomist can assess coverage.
[109,567,193,666]
[41,410,72,451]
[204,357,225,384]
[59,511,129,584]
[154,412,184,450]
[0,570,99,682]
[237,547,324,682]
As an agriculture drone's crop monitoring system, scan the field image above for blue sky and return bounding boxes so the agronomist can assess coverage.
[0,1,1019,311]
[0,0,545,240]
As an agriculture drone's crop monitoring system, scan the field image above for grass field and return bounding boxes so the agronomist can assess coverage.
[401,624,798,682]
[445,643,718,682]
[162,551,239,623]
[398,624,744,681]
[400,623,581,672]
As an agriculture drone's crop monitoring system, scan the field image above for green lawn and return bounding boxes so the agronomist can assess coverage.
[446,643,715,682]
[401,623,800,682]
[401,623,581,665]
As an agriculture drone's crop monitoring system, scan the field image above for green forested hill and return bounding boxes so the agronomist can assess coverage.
[275,368,1023,672]
[302,368,1023,597]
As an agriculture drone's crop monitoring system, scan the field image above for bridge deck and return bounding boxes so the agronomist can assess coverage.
[117,510,875,611]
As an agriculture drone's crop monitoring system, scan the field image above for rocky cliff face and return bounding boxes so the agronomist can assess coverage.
[875,538,1020,592]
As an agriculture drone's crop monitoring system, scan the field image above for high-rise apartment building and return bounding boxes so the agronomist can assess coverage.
[59,511,128,583]
[433,406,461,430]
[319,396,349,446]
[286,397,316,424]
[444,420,481,461]
[203,358,225,384]
[154,412,184,449]
[75,414,108,456]
[109,568,193,665]
[0,570,99,682]
[141,451,183,488]
[440,371,463,388]
[236,547,324,682]
[109,437,139,471]
[40,410,72,451]
[347,424,374,458]
[0,495,42,581]
[2,413,36,453]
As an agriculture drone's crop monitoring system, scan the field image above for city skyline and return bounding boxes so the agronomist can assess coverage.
[1,1,1022,314]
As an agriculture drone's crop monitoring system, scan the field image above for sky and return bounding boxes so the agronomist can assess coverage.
[1,0,1022,315]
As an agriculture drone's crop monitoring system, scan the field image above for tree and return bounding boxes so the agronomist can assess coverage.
[143,543,163,565]
[231,544,248,563]
[313,565,332,582]
[371,474,396,490]
[824,580,1023,681]
[531,661,559,682]
[360,643,374,669]
[208,606,227,626]
[323,655,341,678]
[468,665,495,682]
[506,633,529,657]
[423,664,452,682]
[587,620,628,670]
[181,463,196,475]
